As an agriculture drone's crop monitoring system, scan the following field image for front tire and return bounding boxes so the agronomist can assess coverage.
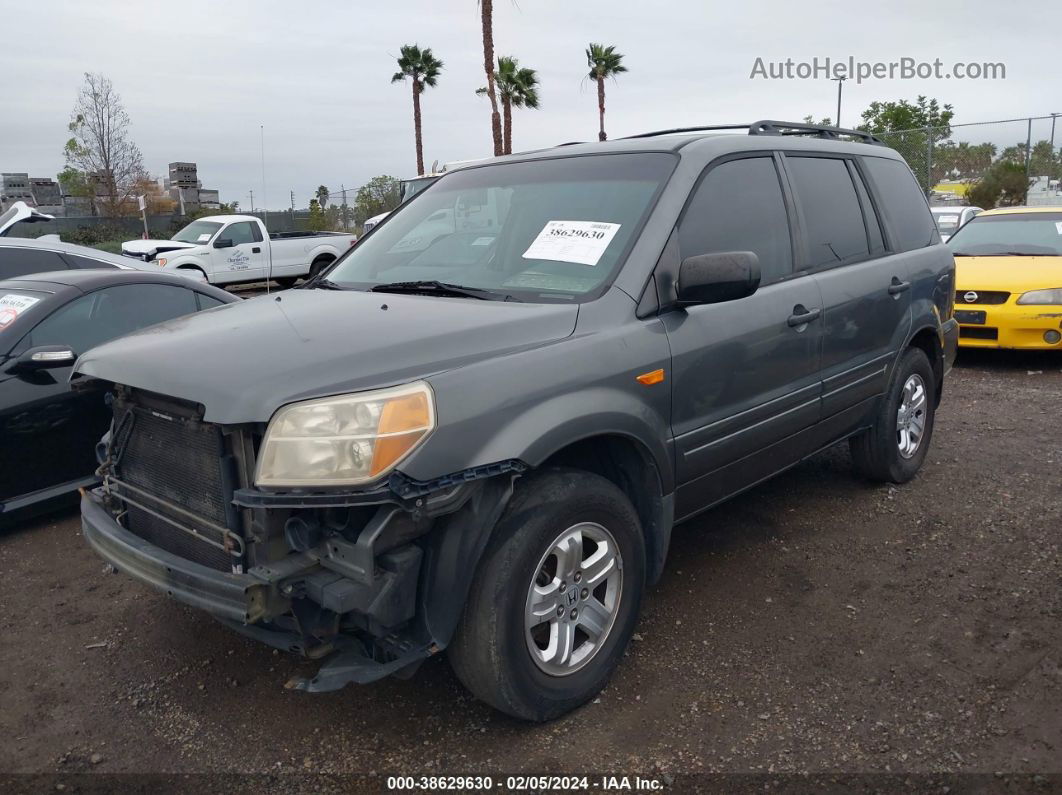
[448,468,645,721]
[850,346,936,483]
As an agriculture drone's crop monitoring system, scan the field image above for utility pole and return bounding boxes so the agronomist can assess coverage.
[290,190,296,222]
[248,189,255,213]
[832,76,846,127]
[340,183,349,231]
[1051,113,1060,153]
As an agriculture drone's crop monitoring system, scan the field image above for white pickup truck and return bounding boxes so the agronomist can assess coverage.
[122,215,356,286]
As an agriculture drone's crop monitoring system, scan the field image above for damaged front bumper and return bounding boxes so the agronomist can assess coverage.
[82,492,272,624]
[81,463,521,691]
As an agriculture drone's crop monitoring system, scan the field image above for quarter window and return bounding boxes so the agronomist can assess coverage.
[862,156,937,251]
[786,156,870,268]
[679,157,794,285]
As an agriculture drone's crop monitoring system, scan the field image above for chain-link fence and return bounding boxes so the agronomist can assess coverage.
[875,115,1062,208]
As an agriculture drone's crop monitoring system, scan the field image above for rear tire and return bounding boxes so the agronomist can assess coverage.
[448,468,645,721]
[309,256,334,280]
[850,346,936,483]
[273,277,298,288]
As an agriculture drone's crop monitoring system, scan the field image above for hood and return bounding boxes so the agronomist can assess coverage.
[955,255,1062,293]
[122,238,199,259]
[75,289,579,423]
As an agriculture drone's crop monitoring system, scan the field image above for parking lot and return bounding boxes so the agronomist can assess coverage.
[0,349,1058,782]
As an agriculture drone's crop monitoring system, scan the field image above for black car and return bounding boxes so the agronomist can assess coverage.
[0,269,236,520]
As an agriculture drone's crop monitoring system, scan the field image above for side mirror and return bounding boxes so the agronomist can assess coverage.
[214,238,234,249]
[15,345,77,371]
[677,251,761,306]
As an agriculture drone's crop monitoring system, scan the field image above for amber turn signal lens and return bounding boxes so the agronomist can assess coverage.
[636,368,665,385]
[370,391,433,476]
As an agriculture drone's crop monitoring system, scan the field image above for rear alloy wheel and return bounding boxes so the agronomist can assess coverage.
[850,346,936,483]
[896,373,928,459]
[448,468,645,721]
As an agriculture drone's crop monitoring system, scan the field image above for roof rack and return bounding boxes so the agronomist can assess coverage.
[622,124,751,139]
[620,120,885,145]
[749,119,884,145]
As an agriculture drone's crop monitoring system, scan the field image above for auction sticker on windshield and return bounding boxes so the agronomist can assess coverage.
[0,293,41,329]
[523,220,621,266]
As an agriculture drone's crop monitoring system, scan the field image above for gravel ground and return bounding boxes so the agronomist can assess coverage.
[0,348,1058,789]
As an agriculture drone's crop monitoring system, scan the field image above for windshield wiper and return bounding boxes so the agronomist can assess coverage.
[311,278,347,290]
[369,280,502,300]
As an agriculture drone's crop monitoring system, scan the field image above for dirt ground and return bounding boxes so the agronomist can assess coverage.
[0,348,1059,789]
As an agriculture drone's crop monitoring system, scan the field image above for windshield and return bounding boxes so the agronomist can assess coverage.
[947,212,1062,257]
[326,153,675,302]
[932,210,964,234]
[172,220,223,244]
[0,289,49,336]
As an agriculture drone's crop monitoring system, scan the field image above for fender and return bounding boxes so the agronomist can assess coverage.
[163,254,211,277]
[305,242,344,263]
[404,377,675,497]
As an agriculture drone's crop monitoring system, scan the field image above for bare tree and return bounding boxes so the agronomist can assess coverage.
[64,73,147,218]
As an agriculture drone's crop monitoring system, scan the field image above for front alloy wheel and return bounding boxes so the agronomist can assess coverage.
[448,468,645,721]
[525,522,623,676]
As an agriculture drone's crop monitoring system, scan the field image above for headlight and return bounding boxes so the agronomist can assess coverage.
[1016,288,1062,305]
[156,258,168,267]
[255,382,435,488]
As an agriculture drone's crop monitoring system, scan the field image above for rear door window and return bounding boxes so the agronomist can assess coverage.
[785,156,870,268]
[0,247,71,277]
[679,156,795,285]
[59,252,119,270]
[862,156,938,251]
[850,163,886,255]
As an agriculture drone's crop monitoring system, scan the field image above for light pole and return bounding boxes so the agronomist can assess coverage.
[1051,113,1060,152]
[832,76,846,127]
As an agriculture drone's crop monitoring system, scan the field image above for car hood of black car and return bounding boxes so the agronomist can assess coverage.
[74,288,579,423]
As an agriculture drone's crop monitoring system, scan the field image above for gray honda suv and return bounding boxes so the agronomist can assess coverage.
[77,121,958,721]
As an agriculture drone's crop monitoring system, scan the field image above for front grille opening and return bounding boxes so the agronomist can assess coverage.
[111,393,238,571]
[955,290,1010,305]
[960,326,999,340]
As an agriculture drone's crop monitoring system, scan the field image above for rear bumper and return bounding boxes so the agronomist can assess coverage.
[957,303,1062,349]
[81,491,269,623]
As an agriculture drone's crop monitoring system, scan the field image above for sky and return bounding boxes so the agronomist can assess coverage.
[2,0,1060,210]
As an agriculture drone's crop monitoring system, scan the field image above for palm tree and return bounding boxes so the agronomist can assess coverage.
[478,56,540,155]
[392,44,443,175]
[479,0,503,156]
[586,43,627,142]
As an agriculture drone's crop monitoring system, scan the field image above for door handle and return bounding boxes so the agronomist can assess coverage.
[888,278,911,295]
[787,306,821,327]
[252,246,261,253]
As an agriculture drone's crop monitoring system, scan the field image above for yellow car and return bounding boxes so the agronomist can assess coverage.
[947,206,1062,349]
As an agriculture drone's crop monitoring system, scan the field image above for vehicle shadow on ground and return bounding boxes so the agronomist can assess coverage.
[954,347,1060,372]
